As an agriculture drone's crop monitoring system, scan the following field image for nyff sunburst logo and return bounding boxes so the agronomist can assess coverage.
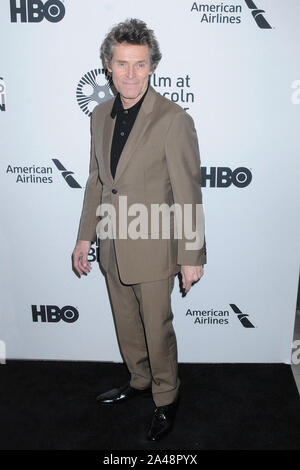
[76,69,114,117]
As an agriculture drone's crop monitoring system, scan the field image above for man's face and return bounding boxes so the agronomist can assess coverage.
[106,42,153,107]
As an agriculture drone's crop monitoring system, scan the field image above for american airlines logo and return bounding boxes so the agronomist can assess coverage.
[186,303,255,327]
[52,159,81,188]
[244,0,272,29]
[230,304,255,328]
[190,1,272,28]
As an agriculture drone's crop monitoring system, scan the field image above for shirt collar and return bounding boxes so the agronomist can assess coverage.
[110,81,150,118]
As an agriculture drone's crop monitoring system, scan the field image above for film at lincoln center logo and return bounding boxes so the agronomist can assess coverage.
[76,69,114,117]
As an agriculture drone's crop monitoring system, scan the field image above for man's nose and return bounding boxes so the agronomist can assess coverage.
[126,65,135,78]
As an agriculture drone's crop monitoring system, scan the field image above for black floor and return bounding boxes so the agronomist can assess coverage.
[0,361,299,450]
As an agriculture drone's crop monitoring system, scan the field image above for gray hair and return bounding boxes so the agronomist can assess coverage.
[100,18,162,74]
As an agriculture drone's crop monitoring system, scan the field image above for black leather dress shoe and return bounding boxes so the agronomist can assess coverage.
[147,396,179,441]
[96,382,151,404]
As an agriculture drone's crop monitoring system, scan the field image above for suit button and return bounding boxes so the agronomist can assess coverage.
[112,189,118,194]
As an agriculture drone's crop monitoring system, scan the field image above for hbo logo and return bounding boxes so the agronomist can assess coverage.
[32,305,79,323]
[10,0,65,23]
[201,167,252,188]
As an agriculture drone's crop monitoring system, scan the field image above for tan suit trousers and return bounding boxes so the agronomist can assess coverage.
[105,239,181,407]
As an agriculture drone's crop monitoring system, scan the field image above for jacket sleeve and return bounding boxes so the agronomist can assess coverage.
[77,110,102,243]
[165,110,207,266]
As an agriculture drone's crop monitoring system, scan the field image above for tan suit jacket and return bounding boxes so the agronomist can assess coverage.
[77,85,207,284]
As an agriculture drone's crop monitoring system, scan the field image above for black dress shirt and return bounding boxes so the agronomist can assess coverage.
[110,82,149,179]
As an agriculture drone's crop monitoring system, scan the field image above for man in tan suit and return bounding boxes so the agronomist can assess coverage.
[72,18,207,441]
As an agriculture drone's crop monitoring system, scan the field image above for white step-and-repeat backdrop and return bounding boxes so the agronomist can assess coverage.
[1,0,299,363]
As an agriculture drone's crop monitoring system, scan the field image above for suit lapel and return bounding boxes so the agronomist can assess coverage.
[103,112,116,184]
[103,85,157,185]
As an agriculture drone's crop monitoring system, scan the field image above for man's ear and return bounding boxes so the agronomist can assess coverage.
[105,58,112,73]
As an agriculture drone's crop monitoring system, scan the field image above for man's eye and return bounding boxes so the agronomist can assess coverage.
[138,63,145,68]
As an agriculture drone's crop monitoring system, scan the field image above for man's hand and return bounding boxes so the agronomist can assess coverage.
[181,265,204,293]
[72,240,92,276]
